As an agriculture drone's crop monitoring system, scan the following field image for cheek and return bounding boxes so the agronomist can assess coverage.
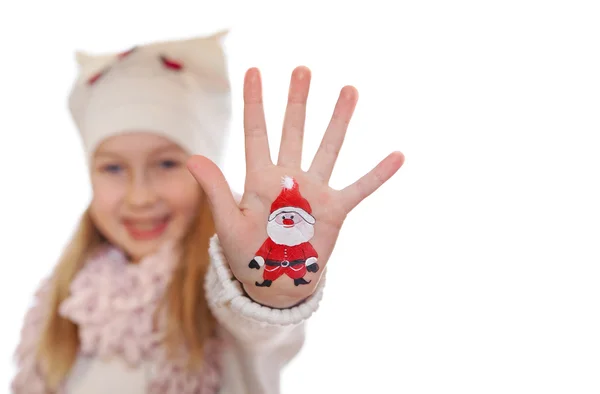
[90,179,126,238]
[90,178,124,218]
[160,172,201,220]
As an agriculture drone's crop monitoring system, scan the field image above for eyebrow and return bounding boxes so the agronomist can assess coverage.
[151,145,185,156]
[94,144,184,160]
[94,151,123,160]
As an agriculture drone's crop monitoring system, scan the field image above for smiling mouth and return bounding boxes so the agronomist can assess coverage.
[123,216,170,240]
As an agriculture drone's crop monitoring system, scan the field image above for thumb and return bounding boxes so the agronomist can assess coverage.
[186,155,241,226]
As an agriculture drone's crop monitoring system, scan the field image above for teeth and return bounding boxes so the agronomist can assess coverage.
[133,224,158,230]
[127,219,166,231]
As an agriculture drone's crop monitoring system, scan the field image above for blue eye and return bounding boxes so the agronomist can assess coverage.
[159,160,179,169]
[103,164,122,173]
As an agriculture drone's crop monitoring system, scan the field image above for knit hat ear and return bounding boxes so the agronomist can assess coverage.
[74,50,118,78]
[209,29,230,42]
[68,31,232,166]
[75,51,91,66]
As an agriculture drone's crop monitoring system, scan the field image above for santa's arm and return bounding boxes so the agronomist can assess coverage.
[248,237,272,269]
[303,242,319,273]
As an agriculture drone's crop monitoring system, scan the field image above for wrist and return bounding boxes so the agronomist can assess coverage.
[242,283,310,309]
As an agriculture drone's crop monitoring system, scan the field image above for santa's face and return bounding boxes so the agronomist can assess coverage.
[267,211,314,246]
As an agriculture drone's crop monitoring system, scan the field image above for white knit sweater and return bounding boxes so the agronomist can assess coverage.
[10,235,326,394]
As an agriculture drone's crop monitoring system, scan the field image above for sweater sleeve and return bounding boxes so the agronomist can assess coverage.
[11,277,53,394]
[204,234,326,347]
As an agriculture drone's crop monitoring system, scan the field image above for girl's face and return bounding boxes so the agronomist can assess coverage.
[90,132,201,262]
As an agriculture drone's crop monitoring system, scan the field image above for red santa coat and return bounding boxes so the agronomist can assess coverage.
[255,237,318,281]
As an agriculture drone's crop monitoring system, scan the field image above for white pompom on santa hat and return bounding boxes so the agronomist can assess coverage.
[268,176,315,224]
[67,30,232,166]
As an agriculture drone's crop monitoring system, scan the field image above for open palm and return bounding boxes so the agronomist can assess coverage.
[188,66,404,308]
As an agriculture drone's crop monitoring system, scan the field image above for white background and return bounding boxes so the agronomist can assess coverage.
[1,1,599,393]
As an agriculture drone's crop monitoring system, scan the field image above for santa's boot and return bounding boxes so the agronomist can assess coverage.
[255,280,272,287]
[294,277,311,286]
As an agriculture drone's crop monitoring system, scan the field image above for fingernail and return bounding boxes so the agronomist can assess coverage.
[344,86,357,100]
[249,68,260,83]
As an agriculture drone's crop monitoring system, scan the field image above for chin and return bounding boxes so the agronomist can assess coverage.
[119,226,173,262]
[122,239,162,262]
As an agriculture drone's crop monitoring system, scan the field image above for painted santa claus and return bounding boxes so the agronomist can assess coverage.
[249,176,319,287]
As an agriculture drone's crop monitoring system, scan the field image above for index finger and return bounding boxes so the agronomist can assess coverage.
[244,68,272,171]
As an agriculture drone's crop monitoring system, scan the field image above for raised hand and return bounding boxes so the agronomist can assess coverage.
[188,66,404,308]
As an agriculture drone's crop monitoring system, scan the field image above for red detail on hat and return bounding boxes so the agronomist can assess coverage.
[117,46,137,59]
[269,176,313,222]
[160,56,183,71]
[87,71,104,85]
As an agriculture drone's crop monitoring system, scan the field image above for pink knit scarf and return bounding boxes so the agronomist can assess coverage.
[12,241,223,394]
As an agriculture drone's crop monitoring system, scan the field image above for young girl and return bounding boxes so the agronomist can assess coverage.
[11,31,404,393]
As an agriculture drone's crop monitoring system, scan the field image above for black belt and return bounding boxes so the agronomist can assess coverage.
[265,259,305,268]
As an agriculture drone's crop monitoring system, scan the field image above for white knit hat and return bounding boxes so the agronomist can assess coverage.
[68,31,231,166]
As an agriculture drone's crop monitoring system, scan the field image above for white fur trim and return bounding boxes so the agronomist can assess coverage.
[253,256,265,267]
[281,175,295,190]
[268,207,315,224]
[306,257,318,266]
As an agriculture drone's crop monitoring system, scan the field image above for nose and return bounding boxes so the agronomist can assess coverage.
[126,175,158,208]
[283,218,294,225]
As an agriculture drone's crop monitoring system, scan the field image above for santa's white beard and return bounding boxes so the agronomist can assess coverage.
[267,220,314,246]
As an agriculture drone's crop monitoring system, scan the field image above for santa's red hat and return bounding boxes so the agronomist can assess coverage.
[268,176,315,224]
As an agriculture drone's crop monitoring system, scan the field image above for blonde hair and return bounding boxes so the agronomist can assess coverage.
[36,197,216,390]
